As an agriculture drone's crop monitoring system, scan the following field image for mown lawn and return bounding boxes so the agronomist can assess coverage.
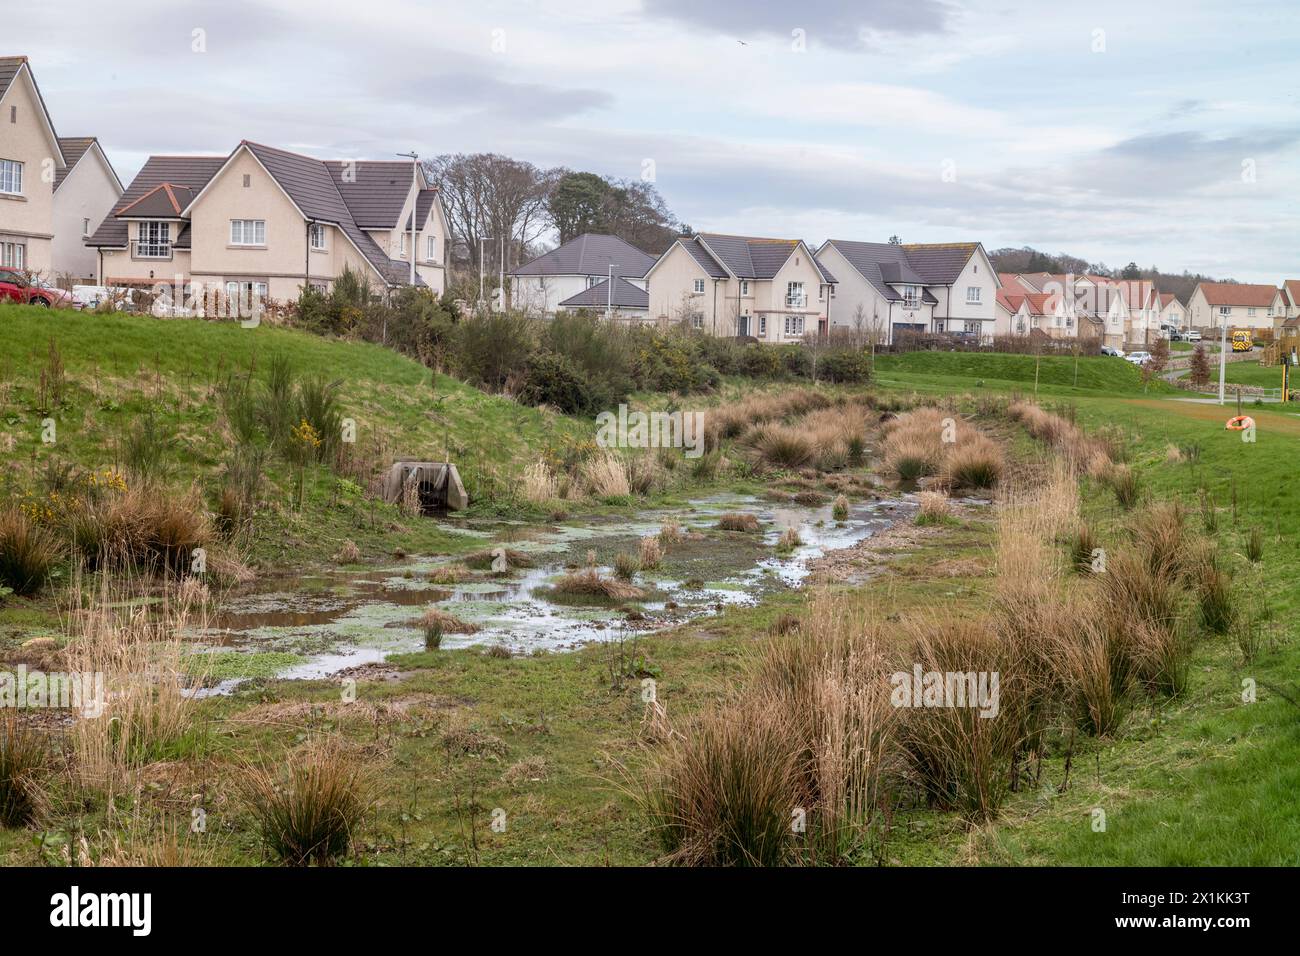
[873,350,1174,397]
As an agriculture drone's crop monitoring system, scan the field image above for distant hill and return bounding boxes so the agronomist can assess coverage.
[988,246,1229,304]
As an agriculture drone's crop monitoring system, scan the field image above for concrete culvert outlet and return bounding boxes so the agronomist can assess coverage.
[379,461,469,512]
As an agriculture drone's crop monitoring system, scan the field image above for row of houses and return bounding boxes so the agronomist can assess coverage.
[513,232,1002,346]
[5,54,1296,343]
[0,56,450,301]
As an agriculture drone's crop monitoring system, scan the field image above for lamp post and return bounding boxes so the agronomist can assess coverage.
[607,263,619,322]
[1218,308,1228,404]
[395,151,418,287]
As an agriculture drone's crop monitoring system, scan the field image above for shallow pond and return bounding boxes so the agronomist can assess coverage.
[191,493,916,689]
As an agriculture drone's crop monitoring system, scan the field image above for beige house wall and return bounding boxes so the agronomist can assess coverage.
[0,69,60,273]
[646,242,717,328]
[52,146,120,282]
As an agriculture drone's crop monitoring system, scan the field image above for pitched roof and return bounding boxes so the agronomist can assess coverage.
[402,188,441,231]
[87,155,225,247]
[996,288,1051,316]
[235,142,411,286]
[818,240,923,301]
[0,55,65,167]
[1159,292,1178,307]
[696,233,835,283]
[1282,280,1300,306]
[324,160,420,229]
[514,233,657,278]
[678,236,729,278]
[117,182,194,217]
[1195,281,1280,308]
[898,242,979,283]
[558,276,649,310]
[53,137,94,190]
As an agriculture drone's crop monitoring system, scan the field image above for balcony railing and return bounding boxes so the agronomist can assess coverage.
[132,241,172,260]
[785,294,807,308]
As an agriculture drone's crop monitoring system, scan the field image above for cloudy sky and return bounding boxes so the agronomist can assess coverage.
[19,0,1300,280]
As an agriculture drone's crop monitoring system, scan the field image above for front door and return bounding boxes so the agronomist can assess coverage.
[737,314,750,337]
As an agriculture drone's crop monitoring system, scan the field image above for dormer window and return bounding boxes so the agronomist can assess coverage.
[136,221,171,258]
[902,285,920,307]
[0,159,22,195]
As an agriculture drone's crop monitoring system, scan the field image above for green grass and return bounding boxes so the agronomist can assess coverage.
[1216,358,1290,390]
[0,304,584,565]
[873,351,1173,396]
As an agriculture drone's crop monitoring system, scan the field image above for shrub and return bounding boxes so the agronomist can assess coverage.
[240,742,372,866]
[516,350,593,414]
[0,508,59,596]
[817,348,872,384]
[453,312,537,393]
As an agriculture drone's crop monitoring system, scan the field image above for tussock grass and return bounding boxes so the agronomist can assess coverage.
[463,548,535,571]
[240,740,373,866]
[716,512,761,533]
[915,491,952,526]
[613,552,640,581]
[0,507,59,596]
[0,714,48,828]
[638,535,662,569]
[520,459,558,504]
[551,567,646,601]
[581,451,631,498]
[418,606,479,634]
[775,527,802,553]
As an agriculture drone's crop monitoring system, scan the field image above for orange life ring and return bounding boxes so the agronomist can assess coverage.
[1225,415,1255,431]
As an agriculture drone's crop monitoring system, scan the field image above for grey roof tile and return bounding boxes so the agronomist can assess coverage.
[87,155,225,247]
[514,233,657,278]
[558,276,648,309]
[324,160,419,229]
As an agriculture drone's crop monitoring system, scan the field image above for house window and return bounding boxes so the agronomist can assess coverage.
[230,219,266,245]
[740,280,749,296]
[966,286,981,304]
[783,315,804,336]
[400,233,407,257]
[136,221,170,258]
[242,174,251,188]
[934,319,946,333]
[964,320,980,334]
[0,159,22,195]
[902,285,920,307]
[758,315,767,336]
[1,242,24,268]
[786,281,805,307]
[1015,318,1026,334]
[693,279,705,294]
[586,276,598,289]
[690,312,704,330]
[426,235,436,261]
[309,224,326,250]
[1248,307,1256,317]
[225,280,269,301]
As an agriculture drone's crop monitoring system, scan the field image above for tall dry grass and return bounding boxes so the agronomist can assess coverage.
[581,451,631,498]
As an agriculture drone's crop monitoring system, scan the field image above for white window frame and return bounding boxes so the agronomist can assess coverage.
[966,286,981,304]
[693,278,705,294]
[1,241,25,269]
[902,285,920,308]
[690,312,704,330]
[399,232,407,257]
[230,219,266,246]
[740,280,749,296]
[758,315,767,336]
[136,221,171,258]
[426,235,436,261]
[783,314,804,336]
[309,223,326,250]
[0,159,22,195]
[964,320,981,334]
[786,281,805,307]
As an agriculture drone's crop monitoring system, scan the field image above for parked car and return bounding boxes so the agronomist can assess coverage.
[1101,345,1125,357]
[1184,329,1202,342]
[1125,351,1153,366]
[0,271,75,308]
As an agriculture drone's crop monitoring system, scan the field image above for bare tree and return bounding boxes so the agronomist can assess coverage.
[424,154,556,276]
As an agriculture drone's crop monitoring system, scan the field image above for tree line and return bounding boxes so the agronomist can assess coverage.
[424,154,685,284]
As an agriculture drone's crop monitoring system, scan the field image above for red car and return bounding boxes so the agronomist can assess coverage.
[0,270,75,307]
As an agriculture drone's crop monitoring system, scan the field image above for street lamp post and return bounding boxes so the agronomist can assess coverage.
[395,151,419,288]
[606,263,619,322]
[1218,308,1228,404]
